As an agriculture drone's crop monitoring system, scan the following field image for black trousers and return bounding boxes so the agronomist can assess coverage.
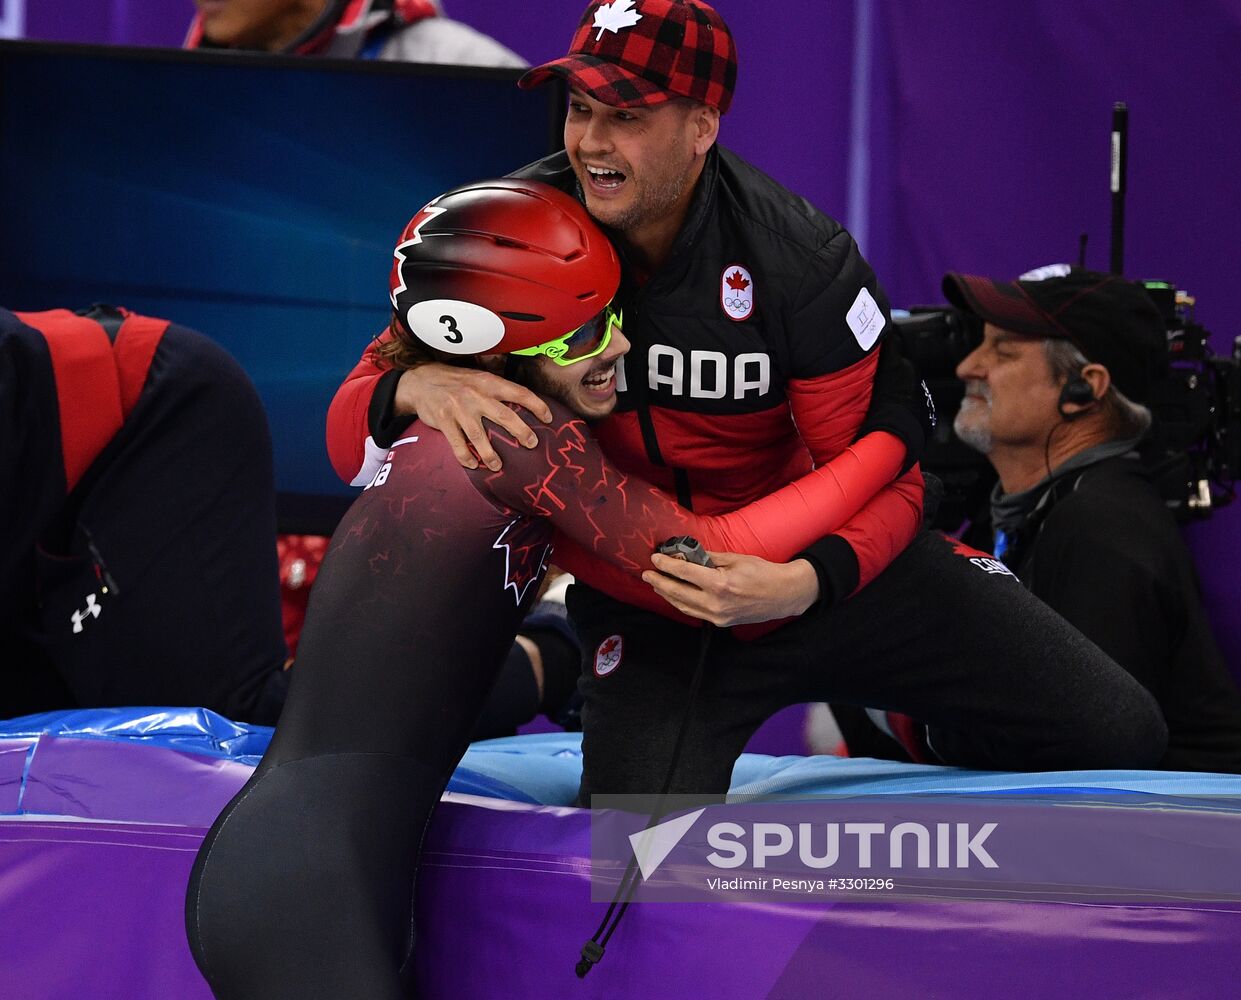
[570,530,1169,800]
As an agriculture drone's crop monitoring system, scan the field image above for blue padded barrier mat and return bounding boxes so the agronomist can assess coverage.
[5,708,1241,808]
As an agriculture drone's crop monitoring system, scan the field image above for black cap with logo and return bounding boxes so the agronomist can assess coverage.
[943,267,1168,403]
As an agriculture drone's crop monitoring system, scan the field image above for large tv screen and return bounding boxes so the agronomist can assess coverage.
[0,41,564,526]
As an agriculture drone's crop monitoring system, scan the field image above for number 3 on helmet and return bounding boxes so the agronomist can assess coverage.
[388,178,621,358]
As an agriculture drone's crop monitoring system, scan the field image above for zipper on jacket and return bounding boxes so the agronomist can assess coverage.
[625,299,693,510]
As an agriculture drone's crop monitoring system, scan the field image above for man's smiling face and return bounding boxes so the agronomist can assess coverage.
[563,89,703,237]
[522,318,631,422]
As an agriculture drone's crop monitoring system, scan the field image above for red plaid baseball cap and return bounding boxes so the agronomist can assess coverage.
[518,0,737,114]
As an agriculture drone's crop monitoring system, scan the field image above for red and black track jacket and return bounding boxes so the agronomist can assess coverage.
[1,307,169,601]
[327,146,923,610]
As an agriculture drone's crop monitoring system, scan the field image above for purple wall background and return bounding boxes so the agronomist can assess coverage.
[11,0,1241,670]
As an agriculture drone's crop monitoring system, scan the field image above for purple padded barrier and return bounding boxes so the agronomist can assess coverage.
[418,795,1241,999]
[6,799,1240,1000]
[415,796,822,999]
[17,734,252,826]
[3,732,1241,999]
[0,820,213,999]
[760,899,1241,998]
[0,740,30,813]
[413,795,1241,999]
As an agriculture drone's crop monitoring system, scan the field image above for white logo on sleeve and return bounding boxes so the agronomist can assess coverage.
[71,593,102,634]
[364,448,395,490]
[970,556,1016,578]
[357,436,420,489]
[720,264,754,321]
[846,287,886,350]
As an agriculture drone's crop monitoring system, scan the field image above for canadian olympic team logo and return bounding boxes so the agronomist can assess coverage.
[720,264,754,321]
[594,634,624,677]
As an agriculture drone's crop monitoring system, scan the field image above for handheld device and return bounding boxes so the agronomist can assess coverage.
[655,536,714,567]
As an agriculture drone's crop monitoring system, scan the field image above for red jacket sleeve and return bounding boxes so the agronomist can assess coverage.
[326,332,412,487]
[786,350,924,600]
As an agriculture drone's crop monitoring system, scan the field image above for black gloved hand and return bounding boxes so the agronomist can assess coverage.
[855,338,936,474]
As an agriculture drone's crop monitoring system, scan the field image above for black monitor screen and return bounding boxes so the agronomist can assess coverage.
[0,41,563,528]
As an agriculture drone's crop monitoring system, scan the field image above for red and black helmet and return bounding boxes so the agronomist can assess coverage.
[388,178,620,356]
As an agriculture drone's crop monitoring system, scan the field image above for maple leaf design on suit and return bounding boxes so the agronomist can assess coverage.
[725,270,750,292]
[599,637,620,657]
[593,0,642,39]
[492,518,552,605]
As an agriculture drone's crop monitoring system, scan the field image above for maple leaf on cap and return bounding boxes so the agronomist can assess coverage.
[594,0,642,40]
[726,270,751,292]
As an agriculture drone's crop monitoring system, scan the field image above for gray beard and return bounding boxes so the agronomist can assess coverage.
[953,409,992,454]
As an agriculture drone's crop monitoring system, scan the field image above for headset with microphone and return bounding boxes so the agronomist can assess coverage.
[1057,371,1097,419]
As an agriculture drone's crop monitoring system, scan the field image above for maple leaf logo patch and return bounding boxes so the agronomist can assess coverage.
[594,634,624,677]
[593,0,642,39]
[720,264,755,321]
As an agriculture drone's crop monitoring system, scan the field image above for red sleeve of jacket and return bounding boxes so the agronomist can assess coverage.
[824,466,923,591]
[326,333,413,487]
[326,339,384,485]
[786,350,924,601]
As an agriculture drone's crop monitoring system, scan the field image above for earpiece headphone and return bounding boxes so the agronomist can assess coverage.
[1057,371,1096,419]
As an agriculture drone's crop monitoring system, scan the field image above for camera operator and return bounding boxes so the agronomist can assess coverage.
[946,266,1241,774]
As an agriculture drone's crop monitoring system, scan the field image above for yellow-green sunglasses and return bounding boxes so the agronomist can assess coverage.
[512,304,623,367]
